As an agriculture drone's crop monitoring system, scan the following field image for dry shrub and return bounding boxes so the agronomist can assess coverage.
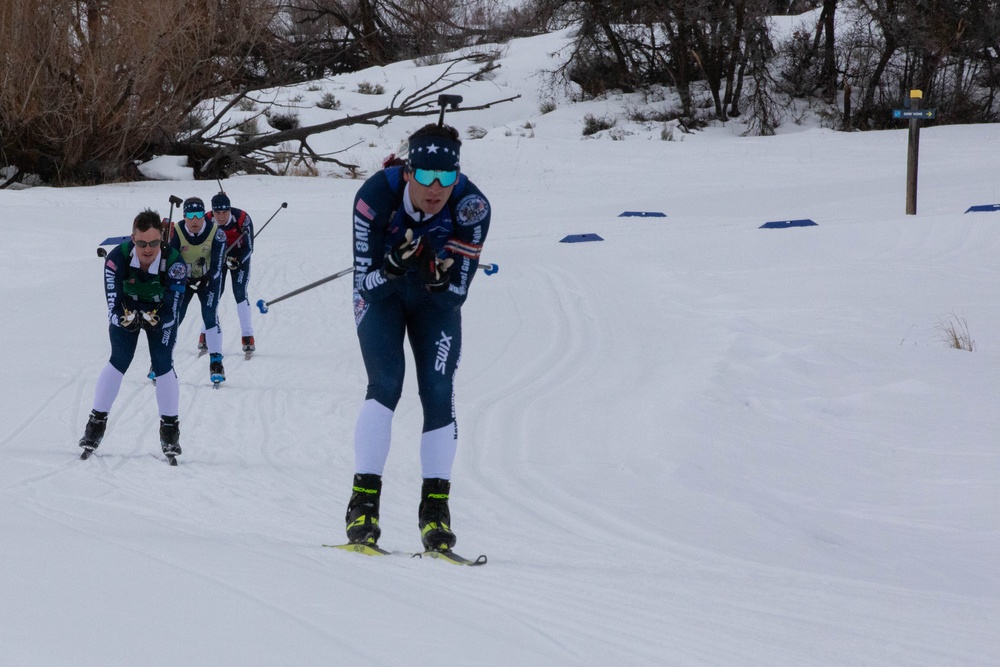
[937,314,975,352]
[0,0,275,184]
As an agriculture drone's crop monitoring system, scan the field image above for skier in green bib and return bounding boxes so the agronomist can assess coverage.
[78,210,188,461]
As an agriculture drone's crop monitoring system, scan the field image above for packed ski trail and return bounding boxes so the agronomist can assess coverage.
[3,28,1000,665]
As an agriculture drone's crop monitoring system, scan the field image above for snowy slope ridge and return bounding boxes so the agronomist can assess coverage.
[1,29,999,666]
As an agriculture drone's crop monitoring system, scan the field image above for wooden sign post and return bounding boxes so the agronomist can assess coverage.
[893,90,936,215]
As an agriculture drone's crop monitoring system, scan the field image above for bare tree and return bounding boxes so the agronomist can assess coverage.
[741,15,782,135]
[0,0,277,185]
[285,0,536,73]
[815,0,839,101]
[843,0,999,129]
[0,0,528,185]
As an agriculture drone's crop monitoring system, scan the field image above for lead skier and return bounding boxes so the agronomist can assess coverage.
[344,122,491,552]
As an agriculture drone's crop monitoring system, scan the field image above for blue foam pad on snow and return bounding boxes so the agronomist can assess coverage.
[965,204,1000,213]
[618,211,666,217]
[560,233,604,243]
[759,219,818,229]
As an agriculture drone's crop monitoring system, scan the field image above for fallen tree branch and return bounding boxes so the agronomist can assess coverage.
[180,57,520,178]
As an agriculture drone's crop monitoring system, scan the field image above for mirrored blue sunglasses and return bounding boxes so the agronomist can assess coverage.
[412,168,458,187]
[185,211,205,219]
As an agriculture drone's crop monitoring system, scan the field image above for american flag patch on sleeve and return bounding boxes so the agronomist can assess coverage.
[445,239,482,259]
[355,198,376,221]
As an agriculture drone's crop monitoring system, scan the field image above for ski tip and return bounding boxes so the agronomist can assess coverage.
[422,550,488,566]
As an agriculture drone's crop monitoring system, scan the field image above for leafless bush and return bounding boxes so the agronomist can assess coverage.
[268,112,301,132]
[237,119,261,144]
[316,93,342,110]
[0,0,276,185]
[627,105,682,123]
[582,113,616,136]
[357,81,386,95]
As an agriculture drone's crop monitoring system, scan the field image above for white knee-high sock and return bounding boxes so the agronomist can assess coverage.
[206,324,223,355]
[420,423,457,480]
[92,364,124,412]
[154,369,179,416]
[237,300,254,337]
[353,399,394,476]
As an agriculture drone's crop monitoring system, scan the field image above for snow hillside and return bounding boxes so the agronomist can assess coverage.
[2,28,1000,666]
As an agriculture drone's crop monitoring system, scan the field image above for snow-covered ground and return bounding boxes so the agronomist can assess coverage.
[2,26,999,666]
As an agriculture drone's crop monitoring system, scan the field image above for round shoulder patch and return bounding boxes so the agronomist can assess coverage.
[456,194,489,227]
[168,262,188,280]
[215,228,227,242]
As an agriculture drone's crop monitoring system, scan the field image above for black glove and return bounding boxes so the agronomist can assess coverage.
[226,255,239,271]
[139,308,160,329]
[383,229,423,277]
[119,307,140,331]
[419,249,454,293]
[189,258,207,290]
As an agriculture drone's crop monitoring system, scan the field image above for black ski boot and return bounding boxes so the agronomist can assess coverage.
[78,410,108,459]
[159,415,181,461]
[209,353,225,385]
[345,473,382,544]
[419,478,456,551]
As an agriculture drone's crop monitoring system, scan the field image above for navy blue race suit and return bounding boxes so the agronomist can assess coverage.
[207,207,255,336]
[351,165,490,478]
[103,242,187,376]
[170,221,227,350]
